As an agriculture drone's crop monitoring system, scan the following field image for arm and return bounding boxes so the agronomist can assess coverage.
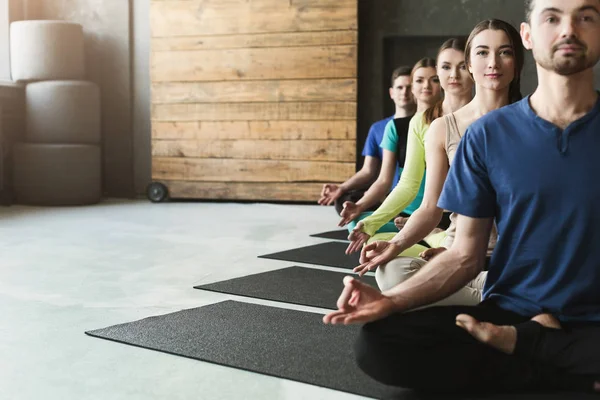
[326,127,497,325]
[352,119,399,211]
[354,149,397,209]
[338,149,397,226]
[318,156,380,205]
[340,156,381,192]
[383,215,492,312]
[325,215,492,324]
[388,118,449,252]
[359,118,427,236]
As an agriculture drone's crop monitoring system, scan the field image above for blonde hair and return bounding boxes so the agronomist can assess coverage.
[410,57,436,80]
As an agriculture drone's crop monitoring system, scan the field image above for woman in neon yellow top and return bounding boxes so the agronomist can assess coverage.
[346,37,474,254]
[337,57,441,229]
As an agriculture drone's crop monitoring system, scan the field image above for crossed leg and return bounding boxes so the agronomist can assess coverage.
[354,300,599,394]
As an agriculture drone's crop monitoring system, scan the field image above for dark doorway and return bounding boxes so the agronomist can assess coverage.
[382,35,465,117]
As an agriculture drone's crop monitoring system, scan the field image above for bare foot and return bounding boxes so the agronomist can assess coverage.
[531,313,561,329]
[594,381,600,392]
[456,314,517,354]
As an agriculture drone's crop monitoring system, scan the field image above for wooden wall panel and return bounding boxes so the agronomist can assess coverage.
[150,0,358,201]
[152,30,357,52]
[152,79,356,104]
[152,121,356,140]
[162,180,325,202]
[151,0,357,37]
[152,140,355,162]
[151,46,357,82]
[152,158,354,182]
[153,102,356,122]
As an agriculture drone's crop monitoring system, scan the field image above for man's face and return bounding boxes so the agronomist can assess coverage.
[521,0,600,75]
[389,75,414,109]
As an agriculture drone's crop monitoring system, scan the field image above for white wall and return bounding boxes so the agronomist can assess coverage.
[22,0,136,197]
[3,0,152,197]
[0,0,10,80]
[0,0,25,81]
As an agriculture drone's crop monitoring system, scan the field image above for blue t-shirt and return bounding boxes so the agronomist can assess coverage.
[439,95,600,322]
[362,116,400,188]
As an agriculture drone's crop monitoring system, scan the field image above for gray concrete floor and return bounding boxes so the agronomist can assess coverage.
[0,199,369,400]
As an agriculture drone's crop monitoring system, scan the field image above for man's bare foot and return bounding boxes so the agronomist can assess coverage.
[455,314,517,354]
[531,313,561,329]
[594,381,600,392]
[456,313,562,355]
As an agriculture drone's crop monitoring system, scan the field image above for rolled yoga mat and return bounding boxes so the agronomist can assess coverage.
[12,143,101,206]
[10,21,85,82]
[195,266,377,309]
[26,81,101,144]
[85,300,407,399]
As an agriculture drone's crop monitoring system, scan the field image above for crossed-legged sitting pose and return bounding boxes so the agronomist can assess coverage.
[324,0,600,394]
[336,58,442,231]
[349,19,526,308]
[318,66,416,215]
[345,37,473,250]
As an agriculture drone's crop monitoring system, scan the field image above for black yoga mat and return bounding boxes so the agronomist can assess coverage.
[258,241,360,270]
[86,300,405,399]
[310,230,434,249]
[194,266,376,309]
[310,229,350,241]
[86,301,594,400]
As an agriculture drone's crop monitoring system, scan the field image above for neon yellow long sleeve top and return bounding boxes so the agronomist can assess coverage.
[361,113,429,236]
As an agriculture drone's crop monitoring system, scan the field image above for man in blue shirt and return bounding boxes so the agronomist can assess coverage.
[324,0,600,394]
[318,66,414,215]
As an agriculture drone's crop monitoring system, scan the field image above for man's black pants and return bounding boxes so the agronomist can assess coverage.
[355,299,600,394]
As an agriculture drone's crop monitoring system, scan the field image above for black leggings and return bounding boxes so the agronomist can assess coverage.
[355,300,600,394]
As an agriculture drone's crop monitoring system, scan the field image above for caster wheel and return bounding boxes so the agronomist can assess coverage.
[147,182,169,203]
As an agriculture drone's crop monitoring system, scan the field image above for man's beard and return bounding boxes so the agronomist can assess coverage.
[534,37,598,76]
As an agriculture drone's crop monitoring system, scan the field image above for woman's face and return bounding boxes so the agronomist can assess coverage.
[411,67,441,106]
[468,29,516,91]
[437,48,473,96]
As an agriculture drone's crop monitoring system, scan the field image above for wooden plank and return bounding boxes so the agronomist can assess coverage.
[151,79,356,104]
[152,102,356,121]
[159,180,326,202]
[151,30,357,51]
[152,157,355,182]
[151,139,355,162]
[151,121,356,140]
[150,0,357,37]
[151,46,356,82]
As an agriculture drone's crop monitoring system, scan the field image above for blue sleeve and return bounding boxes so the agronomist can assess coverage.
[438,128,496,218]
[362,124,380,157]
[380,120,398,153]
